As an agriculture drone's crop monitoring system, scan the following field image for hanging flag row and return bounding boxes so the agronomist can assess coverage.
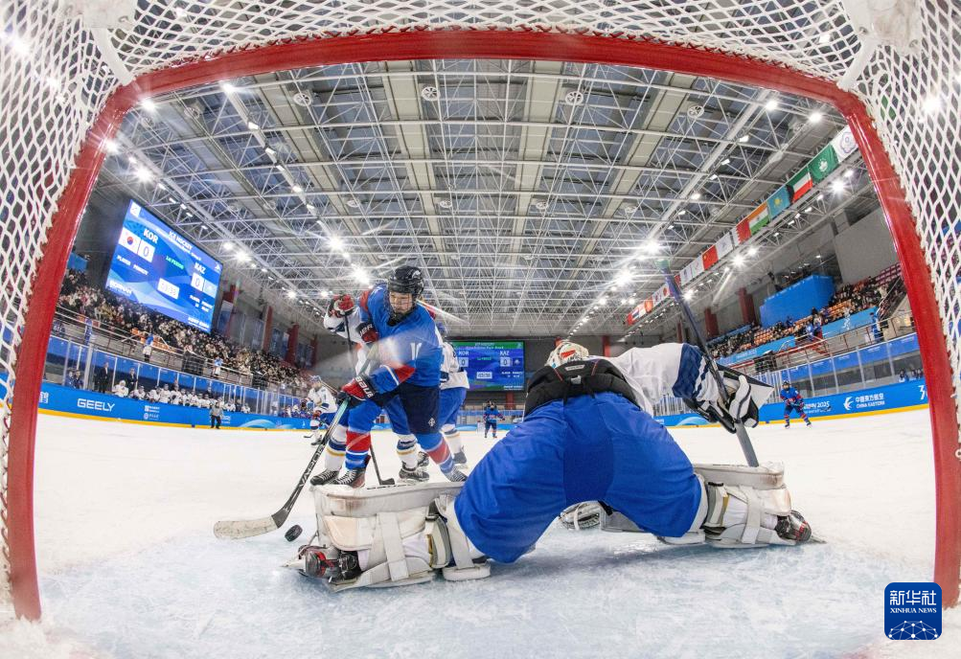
[626,126,859,326]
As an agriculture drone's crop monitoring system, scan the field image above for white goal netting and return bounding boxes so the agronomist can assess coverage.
[1,0,959,616]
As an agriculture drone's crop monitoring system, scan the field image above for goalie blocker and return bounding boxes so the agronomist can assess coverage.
[296,461,809,591]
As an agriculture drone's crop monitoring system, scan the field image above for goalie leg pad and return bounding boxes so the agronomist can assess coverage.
[657,463,799,547]
[433,494,490,582]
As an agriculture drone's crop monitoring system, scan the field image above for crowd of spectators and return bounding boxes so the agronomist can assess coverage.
[57,269,312,393]
[708,266,897,360]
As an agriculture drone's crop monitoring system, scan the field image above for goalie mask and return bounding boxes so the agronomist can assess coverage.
[547,341,589,368]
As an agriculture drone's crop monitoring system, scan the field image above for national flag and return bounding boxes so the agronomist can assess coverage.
[745,202,770,235]
[766,185,791,219]
[644,299,654,313]
[702,245,719,270]
[736,217,751,243]
[627,305,644,325]
[809,143,839,182]
[787,167,813,202]
[830,126,858,161]
[715,231,734,258]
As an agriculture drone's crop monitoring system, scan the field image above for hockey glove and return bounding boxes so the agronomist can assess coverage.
[356,321,379,346]
[337,376,377,408]
[686,367,773,433]
[327,294,355,318]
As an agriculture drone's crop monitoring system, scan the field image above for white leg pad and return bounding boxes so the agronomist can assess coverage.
[434,495,490,581]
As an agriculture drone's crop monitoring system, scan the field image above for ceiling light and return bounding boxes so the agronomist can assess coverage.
[420,86,440,102]
[819,33,831,45]
[683,290,694,301]
[236,252,250,263]
[808,111,823,124]
[722,158,731,165]
[247,121,259,130]
[9,35,30,56]
[748,246,759,256]
[292,184,303,193]
[140,98,157,113]
[691,192,702,201]
[816,193,824,201]
[764,99,779,111]
[220,81,237,94]
[264,146,275,156]
[738,135,750,143]
[103,139,119,154]
[831,180,846,193]
[127,155,138,164]
[133,167,152,182]
[46,76,62,90]
[352,266,370,284]
[843,169,854,178]
[733,255,745,267]
[709,174,718,180]
[329,236,344,251]
[286,290,297,299]
[620,298,627,305]
[223,242,234,251]
[643,240,660,254]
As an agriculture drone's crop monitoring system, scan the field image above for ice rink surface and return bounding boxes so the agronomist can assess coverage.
[2,409,959,658]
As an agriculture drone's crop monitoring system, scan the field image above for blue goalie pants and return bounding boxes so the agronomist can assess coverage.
[454,392,702,563]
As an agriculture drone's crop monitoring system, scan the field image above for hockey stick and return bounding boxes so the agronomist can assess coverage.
[213,347,379,539]
[655,259,760,467]
[345,320,395,486]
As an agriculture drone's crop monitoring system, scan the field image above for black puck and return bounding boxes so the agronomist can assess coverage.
[285,525,303,542]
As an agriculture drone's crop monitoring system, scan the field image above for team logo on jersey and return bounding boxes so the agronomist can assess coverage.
[885,582,941,640]
[428,417,435,427]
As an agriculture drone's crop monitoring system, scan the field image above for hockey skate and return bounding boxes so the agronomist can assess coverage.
[444,467,467,482]
[452,450,468,466]
[416,451,430,468]
[310,469,339,486]
[805,419,812,427]
[775,510,812,543]
[399,465,429,482]
[334,467,366,488]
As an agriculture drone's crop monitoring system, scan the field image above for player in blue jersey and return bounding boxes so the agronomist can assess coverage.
[304,341,812,590]
[310,265,464,487]
[780,381,812,428]
[482,401,504,439]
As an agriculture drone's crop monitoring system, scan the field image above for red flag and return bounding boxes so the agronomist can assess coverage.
[702,245,719,270]
[736,218,751,243]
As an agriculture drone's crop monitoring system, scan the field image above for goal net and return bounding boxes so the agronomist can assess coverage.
[1,0,959,619]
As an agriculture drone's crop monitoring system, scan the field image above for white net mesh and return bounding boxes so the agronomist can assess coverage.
[1,0,958,615]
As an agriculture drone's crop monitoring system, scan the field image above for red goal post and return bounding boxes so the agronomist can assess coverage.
[2,1,959,619]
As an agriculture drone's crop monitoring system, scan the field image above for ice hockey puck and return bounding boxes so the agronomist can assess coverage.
[285,525,303,542]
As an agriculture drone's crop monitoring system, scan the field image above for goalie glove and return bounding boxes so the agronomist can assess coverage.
[685,366,773,433]
[338,376,377,407]
[327,294,355,318]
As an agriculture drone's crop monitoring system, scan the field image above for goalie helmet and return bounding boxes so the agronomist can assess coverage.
[546,341,589,368]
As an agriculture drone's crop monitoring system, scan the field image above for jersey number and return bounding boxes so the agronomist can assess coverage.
[410,342,423,359]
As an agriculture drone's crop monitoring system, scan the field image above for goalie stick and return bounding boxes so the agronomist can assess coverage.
[655,259,760,467]
[213,346,379,540]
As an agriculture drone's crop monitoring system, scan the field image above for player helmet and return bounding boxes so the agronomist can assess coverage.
[387,265,425,298]
[547,341,589,368]
[782,381,791,388]
[386,265,424,323]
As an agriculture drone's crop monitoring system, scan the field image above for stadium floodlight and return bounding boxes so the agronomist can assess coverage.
[286,290,297,299]
[748,246,759,256]
[140,98,157,113]
[764,99,778,111]
[133,167,152,182]
[808,111,823,124]
[223,242,234,252]
[329,236,345,251]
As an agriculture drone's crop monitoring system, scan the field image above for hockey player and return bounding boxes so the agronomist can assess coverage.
[306,378,337,443]
[780,381,812,428]
[303,341,812,590]
[482,401,504,439]
[438,325,470,465]
[112,379,129,398]
[311,266,464,487]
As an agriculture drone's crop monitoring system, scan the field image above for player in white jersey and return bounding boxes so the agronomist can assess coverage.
[306,378,337,442]
[112,380,129,398]
[158,385,172,404]
[437,325,469,465]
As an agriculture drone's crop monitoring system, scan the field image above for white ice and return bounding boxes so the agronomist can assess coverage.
[2,409,959,658]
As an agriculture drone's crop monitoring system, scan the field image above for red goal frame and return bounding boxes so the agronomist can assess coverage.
[7,30,959,619]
